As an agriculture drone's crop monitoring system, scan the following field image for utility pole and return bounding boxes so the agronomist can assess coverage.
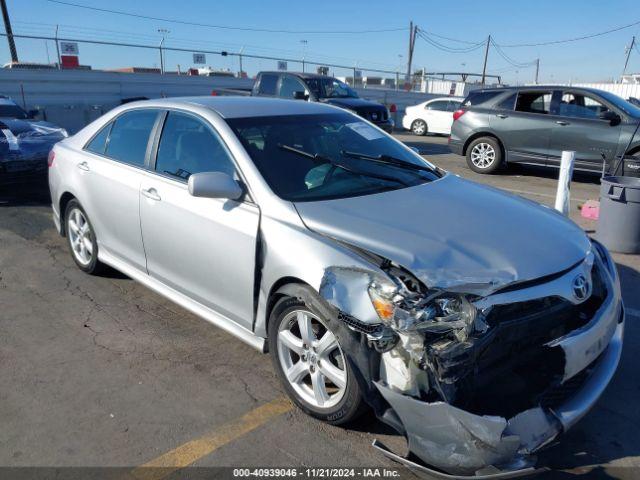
[535,58,540,84]
[405,21,417,90]
[481,35,490,87]
[54,24,61,69]
[1,0,18,63]
[623,36,636,78]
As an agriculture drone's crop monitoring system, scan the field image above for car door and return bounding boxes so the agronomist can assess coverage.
[81,109,161,272]
[278,74,309,100]
[138,110,260,330]
[424,100,451,134]
[547,90,622,171]
[489,90,556,164]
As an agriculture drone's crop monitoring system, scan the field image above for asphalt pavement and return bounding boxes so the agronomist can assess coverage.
[1,134,639,480]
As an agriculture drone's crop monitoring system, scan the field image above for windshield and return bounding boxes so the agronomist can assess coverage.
[597,90,640,118]
[0,102,28,119]
[305,78,358,99]
[227,113,440,202]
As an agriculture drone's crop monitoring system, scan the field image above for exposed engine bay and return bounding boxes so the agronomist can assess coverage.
[310,239,624,477]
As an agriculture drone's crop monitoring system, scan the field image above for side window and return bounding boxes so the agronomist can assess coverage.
[463,90,502,106]
[258,74,278,95]
[105,110,158,167]
[447,101,461,112]
[515,91,552,114]
[426,101,449,111]
[279,75,307,99]
[155,111,236,182]
[497,93,516,111]
[559,93,610,119]
[85,122,112,155]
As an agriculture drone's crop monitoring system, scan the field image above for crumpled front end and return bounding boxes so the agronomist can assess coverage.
[0,121,67,185]
[317,240,624,477]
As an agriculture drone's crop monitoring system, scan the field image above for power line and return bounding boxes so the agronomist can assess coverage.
[43,0,407,34]
[489,38,536,68]
[498,18,640,47]
[416,29,484,53]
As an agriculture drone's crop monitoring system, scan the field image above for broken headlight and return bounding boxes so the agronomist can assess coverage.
[368,281,479,339]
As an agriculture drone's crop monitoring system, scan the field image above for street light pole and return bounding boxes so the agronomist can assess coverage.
[157,28,170,74]
[300,39,308,73]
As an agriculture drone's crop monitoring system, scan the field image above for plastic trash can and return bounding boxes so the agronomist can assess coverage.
[596,176,640,253]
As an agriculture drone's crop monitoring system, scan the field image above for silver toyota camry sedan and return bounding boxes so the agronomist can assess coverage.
[48,97,624,476]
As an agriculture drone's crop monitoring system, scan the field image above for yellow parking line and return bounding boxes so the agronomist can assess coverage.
[129,397,292,480]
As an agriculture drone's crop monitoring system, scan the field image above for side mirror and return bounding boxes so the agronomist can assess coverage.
[27,109,39,119]
[293,91,309,100]
[599,110,621,126]
[188,172,243,200]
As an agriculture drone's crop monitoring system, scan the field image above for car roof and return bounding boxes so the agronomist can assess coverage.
[469,85,611,95]
[124,95,340,118]
[258,71,333,80]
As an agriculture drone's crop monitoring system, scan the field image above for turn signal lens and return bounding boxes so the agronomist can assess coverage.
[47,150,55,167]
[372,297,395,321]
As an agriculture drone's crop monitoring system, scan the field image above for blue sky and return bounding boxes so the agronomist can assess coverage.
[3,0,640,83]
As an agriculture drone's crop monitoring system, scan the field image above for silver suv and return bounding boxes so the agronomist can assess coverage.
[49,96,624,476]
[449,86,640,174]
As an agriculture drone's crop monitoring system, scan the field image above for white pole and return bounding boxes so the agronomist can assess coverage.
[555,151,575,215]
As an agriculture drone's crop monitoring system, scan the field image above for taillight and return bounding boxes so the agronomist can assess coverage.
[452,109,466,121]
[47,150,55,167]
[389,103,397,113]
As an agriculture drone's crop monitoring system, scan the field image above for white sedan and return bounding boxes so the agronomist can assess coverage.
[402,96,464,136]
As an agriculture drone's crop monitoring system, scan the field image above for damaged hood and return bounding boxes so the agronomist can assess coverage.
[0,118,67,161]
[294,174,590,295]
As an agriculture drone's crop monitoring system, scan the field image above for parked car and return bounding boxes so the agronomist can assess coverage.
[49,96,623,476]
[0,96,67,186]
[252,71,394,132]
[401,96,463,136]
[449,86,640,174]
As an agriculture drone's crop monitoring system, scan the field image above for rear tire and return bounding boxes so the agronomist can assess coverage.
[65,199,103,274]
[268,295,366,425]
[411,119,427,136]
[466,137,503,174]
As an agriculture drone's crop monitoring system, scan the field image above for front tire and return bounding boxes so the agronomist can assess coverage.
[268,296,365,425]
[65,199,103,274]
[411,119,427,136]
[466,137,503,174]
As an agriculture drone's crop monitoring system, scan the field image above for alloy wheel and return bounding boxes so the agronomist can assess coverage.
[412,120,426,135]
[67,207,93,266]
[277,309,347,409]
[470,142,497,169]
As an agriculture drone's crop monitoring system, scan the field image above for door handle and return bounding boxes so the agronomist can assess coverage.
[556,120,570,126]
[496,113,508,119]
[141,187,161,201]
[77,161,90,171]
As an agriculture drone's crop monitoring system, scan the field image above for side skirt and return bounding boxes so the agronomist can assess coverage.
[98,249,267,352]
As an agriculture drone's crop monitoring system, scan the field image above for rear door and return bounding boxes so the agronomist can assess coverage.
[490,89,556,164]
[547,90,622,171]
[81,109,161,271]
[424,100,452,134]
[138,110,260,330]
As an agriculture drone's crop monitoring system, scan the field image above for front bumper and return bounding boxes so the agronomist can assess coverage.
[373,248,624,476]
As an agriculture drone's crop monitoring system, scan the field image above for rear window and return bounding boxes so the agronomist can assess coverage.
[258,74,278,95]
[462,90,503,106]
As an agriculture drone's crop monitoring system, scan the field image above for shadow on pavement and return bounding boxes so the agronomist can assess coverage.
[0,181,51,207]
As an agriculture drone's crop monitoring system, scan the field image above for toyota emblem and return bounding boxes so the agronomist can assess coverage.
[572,274,590,301]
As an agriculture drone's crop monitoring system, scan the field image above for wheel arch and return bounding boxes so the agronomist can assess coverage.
[463,132,506,161]
[266,277,315,337]
[58,191,77,236]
